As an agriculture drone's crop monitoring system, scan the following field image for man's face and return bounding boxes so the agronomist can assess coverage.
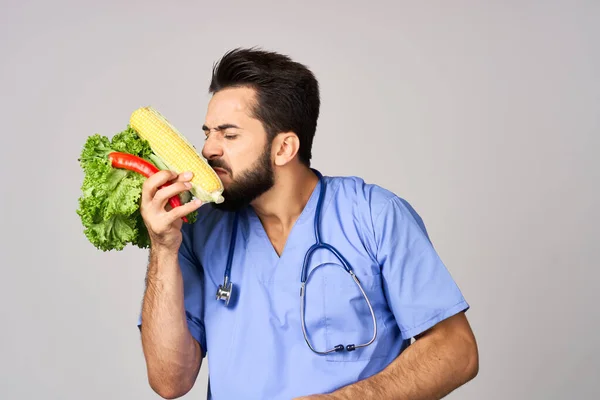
[201,87,275,211]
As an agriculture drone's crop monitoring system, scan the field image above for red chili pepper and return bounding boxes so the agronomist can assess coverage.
[108,152,188,222]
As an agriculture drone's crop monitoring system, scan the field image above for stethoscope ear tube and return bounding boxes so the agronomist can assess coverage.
[217,212,239,306]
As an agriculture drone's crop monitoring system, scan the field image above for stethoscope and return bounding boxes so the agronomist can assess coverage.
[216,169,377,355]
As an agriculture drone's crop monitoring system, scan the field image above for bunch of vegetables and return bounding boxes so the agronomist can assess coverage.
[77,106,224,252]
[76,127,198,252]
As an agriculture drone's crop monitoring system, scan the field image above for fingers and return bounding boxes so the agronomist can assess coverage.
[154,181,192,208]
[173,170,194,184]
[153,171,195,210]
[141,170,200,224]
[142,170,194,204]
[138,170,200,250]
[167,198,203,222]
[142,170,178,204]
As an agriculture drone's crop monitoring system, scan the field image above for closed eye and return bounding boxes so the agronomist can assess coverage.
[203,132,238,140]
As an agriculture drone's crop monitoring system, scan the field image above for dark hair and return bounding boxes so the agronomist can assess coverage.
[208,47,320,167]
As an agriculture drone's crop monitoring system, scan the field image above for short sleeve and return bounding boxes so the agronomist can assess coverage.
[373,196,469,340]
[137,227,207,357]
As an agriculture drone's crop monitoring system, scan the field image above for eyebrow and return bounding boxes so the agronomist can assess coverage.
[202,123,241,132]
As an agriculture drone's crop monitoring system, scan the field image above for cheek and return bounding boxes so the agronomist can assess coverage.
[228,142,266,172]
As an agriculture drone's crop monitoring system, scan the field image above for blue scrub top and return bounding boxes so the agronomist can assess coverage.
[137,172,469,399]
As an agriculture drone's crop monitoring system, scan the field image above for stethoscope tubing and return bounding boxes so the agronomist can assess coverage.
[218,169,378,354]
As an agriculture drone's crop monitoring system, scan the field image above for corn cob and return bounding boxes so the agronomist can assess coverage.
[129,106,224,204]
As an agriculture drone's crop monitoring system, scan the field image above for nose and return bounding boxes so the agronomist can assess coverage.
[202,134,223,160]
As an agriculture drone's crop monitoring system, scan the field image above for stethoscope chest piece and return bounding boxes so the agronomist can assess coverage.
[216,277,233,306]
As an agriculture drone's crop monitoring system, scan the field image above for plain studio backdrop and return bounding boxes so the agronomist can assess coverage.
[1,0,598,399]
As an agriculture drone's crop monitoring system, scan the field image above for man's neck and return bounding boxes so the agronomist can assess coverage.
[250,166,319,234]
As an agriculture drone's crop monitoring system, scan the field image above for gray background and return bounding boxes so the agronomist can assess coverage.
[1,0,598,399]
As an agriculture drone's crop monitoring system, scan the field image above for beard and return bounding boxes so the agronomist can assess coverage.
[208,144,275,212]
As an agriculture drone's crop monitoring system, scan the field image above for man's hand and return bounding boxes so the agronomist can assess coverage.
[140,169,203,252]
[296,312,478,400]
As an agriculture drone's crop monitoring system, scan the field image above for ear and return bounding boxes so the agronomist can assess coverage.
[272,132,300,166]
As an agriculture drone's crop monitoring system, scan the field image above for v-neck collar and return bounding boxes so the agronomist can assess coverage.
[244,175,323,261]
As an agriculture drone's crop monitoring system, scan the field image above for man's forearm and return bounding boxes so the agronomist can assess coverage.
[140,247,202,398]
[327,314,479,400]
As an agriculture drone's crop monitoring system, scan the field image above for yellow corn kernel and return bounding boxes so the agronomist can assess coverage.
[129,106,224,204]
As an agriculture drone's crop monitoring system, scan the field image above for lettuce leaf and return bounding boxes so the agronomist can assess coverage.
[76,126,197,252]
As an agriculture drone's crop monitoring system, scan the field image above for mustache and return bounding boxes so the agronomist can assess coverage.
[208,159,232,174]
